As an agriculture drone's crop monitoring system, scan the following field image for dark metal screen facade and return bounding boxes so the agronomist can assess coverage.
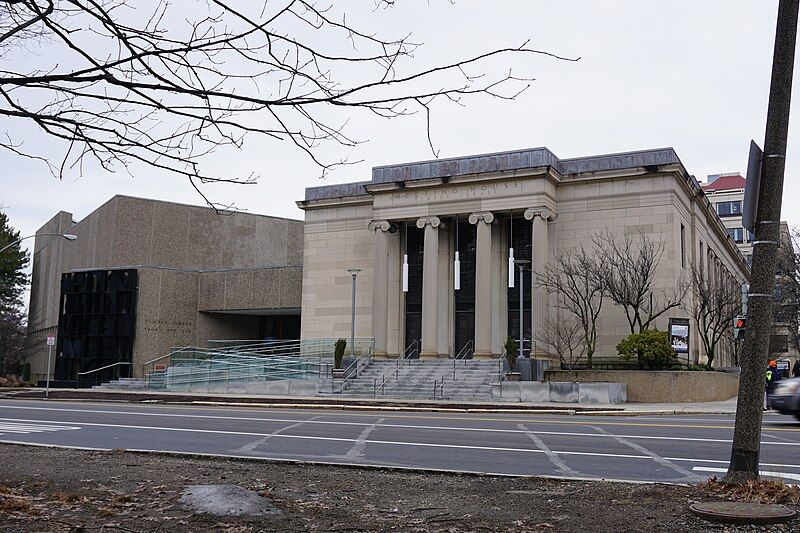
[55,269,138,383]
[507,217,532,353]
[454,220,476,358]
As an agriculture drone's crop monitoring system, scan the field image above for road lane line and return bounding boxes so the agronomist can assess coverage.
[6,403,800,432]
[692,466,800,483]
[346,417,385,459]
[234,416,319,454]
[590,425,698,481]
[518,423,586,478]
[0,414,797,451]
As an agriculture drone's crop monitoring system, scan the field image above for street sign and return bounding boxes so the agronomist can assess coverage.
[46,335,56,346]
[743,140,763,232]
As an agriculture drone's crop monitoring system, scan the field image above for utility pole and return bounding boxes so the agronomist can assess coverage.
[725,0,799,484]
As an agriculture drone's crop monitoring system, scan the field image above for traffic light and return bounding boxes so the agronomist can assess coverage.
[734,317,746,340]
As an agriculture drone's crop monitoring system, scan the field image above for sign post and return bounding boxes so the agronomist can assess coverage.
[45,335,55,399]
[669,318,690,367]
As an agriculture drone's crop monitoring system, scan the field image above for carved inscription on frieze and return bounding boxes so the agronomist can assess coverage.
[389,180,523,205]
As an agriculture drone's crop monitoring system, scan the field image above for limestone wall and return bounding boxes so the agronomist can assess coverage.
[544,370,739,403]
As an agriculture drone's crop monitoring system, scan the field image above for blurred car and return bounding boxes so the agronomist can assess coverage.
[768,377,800,420]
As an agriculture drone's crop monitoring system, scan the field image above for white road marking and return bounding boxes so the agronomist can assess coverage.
[693,466,800,483]
[590,425,697,480]
[2,415,799,474]
[518,423,587,478]
[346,417,385,459]
[1,407,798,448]
[0,421,80,435]
[234,416,318,454]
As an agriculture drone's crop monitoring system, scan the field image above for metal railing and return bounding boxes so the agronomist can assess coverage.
[372,340,419,397]
[337,339,377,393]
[432,340,473,399]
[77,362,132,387]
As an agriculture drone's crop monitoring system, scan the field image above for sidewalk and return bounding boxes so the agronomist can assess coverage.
[0,387,740,416]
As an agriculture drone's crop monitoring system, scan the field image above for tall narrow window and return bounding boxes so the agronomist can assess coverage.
[680,224,686,269]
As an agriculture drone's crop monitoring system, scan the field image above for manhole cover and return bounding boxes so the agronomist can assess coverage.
[689,502,796,525]
[180,485,280,517]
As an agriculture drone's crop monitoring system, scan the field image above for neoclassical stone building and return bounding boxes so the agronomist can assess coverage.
[297,147,749,363]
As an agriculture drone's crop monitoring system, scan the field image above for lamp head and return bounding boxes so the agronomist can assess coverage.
[346,268,362,277]
[62,234,78,241]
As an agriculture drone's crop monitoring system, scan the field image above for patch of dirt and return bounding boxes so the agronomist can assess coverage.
[0,443,798,532]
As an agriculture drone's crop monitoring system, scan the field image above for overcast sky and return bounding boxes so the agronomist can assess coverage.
[2,0,799,263]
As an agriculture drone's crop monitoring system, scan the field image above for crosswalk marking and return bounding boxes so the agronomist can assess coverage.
[0,421,81,435]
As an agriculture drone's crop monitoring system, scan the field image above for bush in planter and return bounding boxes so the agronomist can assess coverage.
[616,329,673,370]
[334,338,347,369]
[504,336,519,372]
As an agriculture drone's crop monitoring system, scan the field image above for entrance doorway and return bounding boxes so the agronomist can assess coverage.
[454,220,476,358]
[404,225,424,358]
[507,216,532,357]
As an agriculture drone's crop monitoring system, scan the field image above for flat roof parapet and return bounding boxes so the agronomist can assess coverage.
[302,146,683,202]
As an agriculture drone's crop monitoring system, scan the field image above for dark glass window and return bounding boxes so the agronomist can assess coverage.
[726,227,744,243]
[56,269,137,384]
[507,217,532,354]
[717,201,742,217]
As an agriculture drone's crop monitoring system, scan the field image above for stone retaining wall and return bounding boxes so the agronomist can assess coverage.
[544,370,739,403]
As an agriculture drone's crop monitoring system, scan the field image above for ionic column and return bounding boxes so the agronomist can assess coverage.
[469,211,495,358]
[368,220,392,357]
[417,216,441,359]
[524,207,554,355]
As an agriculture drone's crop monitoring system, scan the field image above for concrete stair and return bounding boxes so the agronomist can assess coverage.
[92,377,150,391]
[339,359,501,401]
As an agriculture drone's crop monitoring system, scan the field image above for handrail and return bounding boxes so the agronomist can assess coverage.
[432,340,473,399]
[372,340,418,397]
[76,361,132,388]
[77,361,132,377]
[338,339,376,393]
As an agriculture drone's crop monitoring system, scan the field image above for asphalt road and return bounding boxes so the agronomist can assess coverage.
[1,399,800,484]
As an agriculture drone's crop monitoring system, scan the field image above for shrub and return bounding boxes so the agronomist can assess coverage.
[21,363,30,383]
[504,336,519,371]
[334,338,347,369]
[616,329,674,370]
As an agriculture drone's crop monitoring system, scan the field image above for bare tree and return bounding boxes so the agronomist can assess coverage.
[774,227,800,353]
[594,231,687,334]
[0,1,575,206]
[535,313,587,371]
[535,245,604,369]
[685,265,741,369]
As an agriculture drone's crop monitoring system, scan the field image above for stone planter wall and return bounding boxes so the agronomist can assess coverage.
[544,370,739,403]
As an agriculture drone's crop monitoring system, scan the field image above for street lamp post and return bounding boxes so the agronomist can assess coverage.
[0,232,78,254]
[514,259,530,361]
[346,269,362,358]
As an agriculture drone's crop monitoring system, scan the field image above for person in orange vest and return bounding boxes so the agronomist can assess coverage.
[765,360,781,410]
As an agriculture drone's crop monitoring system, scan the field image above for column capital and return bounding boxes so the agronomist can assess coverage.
[523,207,555,222]
[468,211,494,225]
[367,220,392,232]
[416,216,441,229]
